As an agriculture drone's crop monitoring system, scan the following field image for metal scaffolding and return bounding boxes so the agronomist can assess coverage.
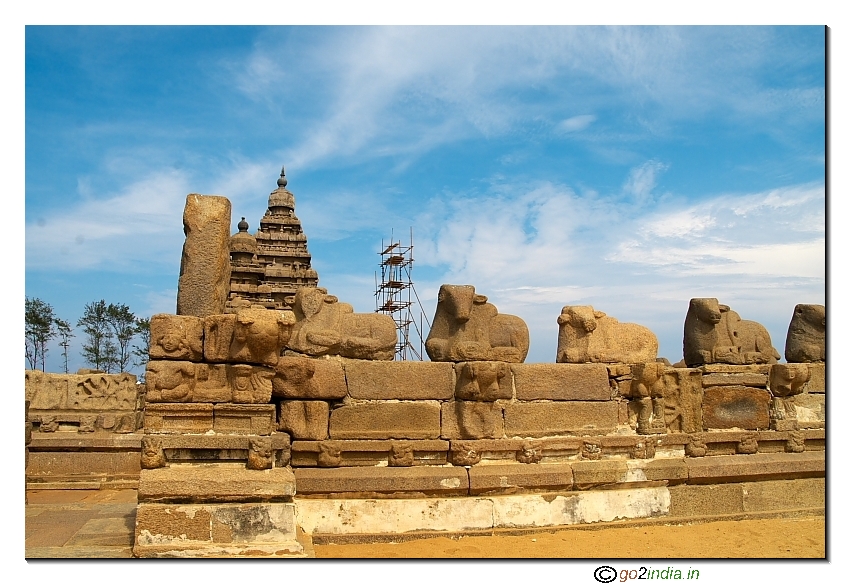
[375,229,429,361]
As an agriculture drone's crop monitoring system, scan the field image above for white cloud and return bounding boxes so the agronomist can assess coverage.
[623,160,667,204]
[411,179,824,363]
[230,27,822,170]
[26,170,191,271]
[558,114,597,133]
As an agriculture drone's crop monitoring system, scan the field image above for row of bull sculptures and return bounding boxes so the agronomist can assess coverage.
[161,282,824,367]
[424,284,824,366]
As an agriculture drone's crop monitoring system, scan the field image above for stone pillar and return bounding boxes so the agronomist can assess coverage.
[176,194,232,317]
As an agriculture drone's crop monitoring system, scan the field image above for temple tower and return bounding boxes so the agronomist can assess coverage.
[226,167,319,312]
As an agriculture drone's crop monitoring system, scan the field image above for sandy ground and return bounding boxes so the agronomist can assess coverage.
[314,517,825,559]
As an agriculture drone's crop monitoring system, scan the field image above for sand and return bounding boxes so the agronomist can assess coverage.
[314,516,825,559]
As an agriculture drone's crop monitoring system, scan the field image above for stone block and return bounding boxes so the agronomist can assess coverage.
[329,402,441,440]
[491,487,670,528]
[176,194,232,318]
[454,361,512,401]
[150,314,204,361]
[742,477,825,512]
[701,364,771,374]
[503,401,619,437]
[25,370,139,411]
[26,450,141,481]
[144,403,213,434]
[702,386,771,430]
[203,314,237,362]
[793,393,825,428]
[290,440,448,468]
[660,368,703,433]
[441,401,504,439]
[512,363,610,401]
[227,364,274,404]
[272,357,346,400]
[468,464,573,494]
[145,361,227,403]
[344,360,454,400]
[213,404,276,435]
[684,451,824,483]
[293,466,469,496]
[572,460,629,486]
[134,502,302,557]
[804,363,825,393]
[138,464,296,502]
[279,401,329,440]
[668,483,745,516]
[136,504,214,542]
[702,373,767,387]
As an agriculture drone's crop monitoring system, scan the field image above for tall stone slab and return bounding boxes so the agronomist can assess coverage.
[177,194,232,317]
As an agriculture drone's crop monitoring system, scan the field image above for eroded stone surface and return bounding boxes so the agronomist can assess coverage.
[176,194,232,317]
[503,402,619,438]
[512,363,610,401]
[145,361,273,404]
[138,464,296,502]
[345,360,454,400]
[455,361,512,401]
[272,357,346,400]
[441,401,505,440]
[702,386,771,430]
[425,284,529,363]
[287,287,396,360]
[279,400,329,440]
[684,298,780,367]
[785,304,825,363]
[660,368,703,434]
[329,402,441,440]
[150,314,204,361]
[556,305,658,364]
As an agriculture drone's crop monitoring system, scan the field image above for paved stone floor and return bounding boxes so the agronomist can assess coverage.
[26,489,138,558]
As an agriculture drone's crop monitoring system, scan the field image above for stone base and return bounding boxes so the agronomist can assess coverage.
[134,501,307,557]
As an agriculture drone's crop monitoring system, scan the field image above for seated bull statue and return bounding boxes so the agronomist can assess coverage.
[556,305,658,364]
[425,284,529,363]
[287,287,397,360]
[684,298,780,367]
[785,303,825,363]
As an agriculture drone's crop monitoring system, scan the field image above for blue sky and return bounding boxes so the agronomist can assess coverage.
[24,25,826,373]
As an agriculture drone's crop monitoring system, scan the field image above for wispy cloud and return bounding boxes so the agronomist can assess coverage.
[412,179,824,362]
[622,159,667,205]
[557,114,597,133]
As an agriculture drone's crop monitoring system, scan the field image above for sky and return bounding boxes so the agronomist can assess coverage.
[23,24,826,374]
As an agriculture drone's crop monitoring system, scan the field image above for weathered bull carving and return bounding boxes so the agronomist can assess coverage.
[785,303,825,363]
[287,287,396,360]
[556,305,658,364]
[425,284,529,363]
[683,298,780,367]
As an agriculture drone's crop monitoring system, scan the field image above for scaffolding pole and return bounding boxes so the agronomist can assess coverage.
[375,228,427,360]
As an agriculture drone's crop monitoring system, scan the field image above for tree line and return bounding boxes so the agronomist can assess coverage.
[25,297,151,375]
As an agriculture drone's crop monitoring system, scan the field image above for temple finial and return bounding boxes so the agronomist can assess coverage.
[277,166,287,188]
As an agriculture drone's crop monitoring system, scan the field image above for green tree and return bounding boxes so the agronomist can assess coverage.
[25,297,56,371]
[54,318,74,374]
[106,303,136,373]
[77,300,116,372]
[132,317,151,376]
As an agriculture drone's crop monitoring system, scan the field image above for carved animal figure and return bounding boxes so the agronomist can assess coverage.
[287,287,396,360]
[556,305,658,364]
[683,298,780,367]
[785,303,825,363]
[425,284,529,363]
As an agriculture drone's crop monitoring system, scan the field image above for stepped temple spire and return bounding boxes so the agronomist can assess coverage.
[226,168,319,312]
